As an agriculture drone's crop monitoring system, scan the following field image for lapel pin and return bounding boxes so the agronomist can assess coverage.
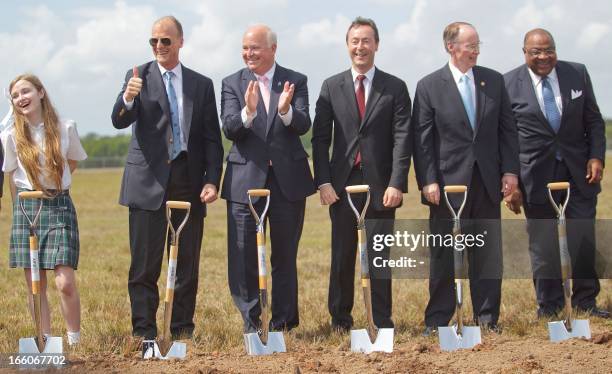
[480,81,485,87]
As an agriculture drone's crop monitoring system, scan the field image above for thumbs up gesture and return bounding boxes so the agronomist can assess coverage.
[123,66,143,102]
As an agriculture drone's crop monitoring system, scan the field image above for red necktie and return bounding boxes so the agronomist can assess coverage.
[354,75,366,167]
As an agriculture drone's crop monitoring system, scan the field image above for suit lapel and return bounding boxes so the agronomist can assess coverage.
[147,63,172,139]
[241,69,267,135]
[473,67,486,136]
[181,65,194,142]
[266,65,284,136]
[556,63,571,131]
[520,65,556,135]
[441,65,473,136]
[340,70,361,131]
[360,68,384,131]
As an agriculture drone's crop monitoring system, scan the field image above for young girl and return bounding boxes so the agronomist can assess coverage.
[2,74,87,346]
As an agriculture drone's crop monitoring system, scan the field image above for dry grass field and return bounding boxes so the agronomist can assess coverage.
[0,166,610,372]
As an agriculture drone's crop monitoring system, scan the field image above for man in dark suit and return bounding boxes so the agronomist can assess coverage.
[111,16,224,339]
[504,29,609,319]
[0,142,3,211]
[220,24,315,333]
[312,17,411,332]
[413,22,519,335]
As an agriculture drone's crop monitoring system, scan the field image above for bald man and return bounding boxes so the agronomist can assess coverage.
[111,16,224,339]
[220,25,315,333]
[504,29,608,319]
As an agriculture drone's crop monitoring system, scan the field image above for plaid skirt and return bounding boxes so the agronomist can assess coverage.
[9,189,80,269]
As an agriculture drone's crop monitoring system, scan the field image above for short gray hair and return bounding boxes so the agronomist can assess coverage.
[443,21,473,52]
[246,24,277,47]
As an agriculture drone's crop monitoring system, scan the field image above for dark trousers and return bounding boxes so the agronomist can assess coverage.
[425,166,503,328]
[523,160,599,315]
[128,154,204,339]
[227,168,306,333]
[328,167,395,329]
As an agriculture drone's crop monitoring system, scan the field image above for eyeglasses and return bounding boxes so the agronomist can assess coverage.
[526,49,556,57]
[453,41,482,52]
[149,38,172,47]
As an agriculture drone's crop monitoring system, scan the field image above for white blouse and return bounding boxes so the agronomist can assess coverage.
[2,119,88,190]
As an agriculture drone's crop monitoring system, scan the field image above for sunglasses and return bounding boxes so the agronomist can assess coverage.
[149,38,172,47]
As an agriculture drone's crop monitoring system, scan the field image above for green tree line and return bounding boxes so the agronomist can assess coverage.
[79,122,611,168]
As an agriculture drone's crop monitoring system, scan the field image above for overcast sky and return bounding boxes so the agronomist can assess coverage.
[1,0,610,135]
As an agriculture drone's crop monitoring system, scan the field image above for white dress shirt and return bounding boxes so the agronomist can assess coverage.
[124,62,187,152]
[527,67,563,117]
[448,61,476,112]
[2,119,88,190]
[351,65,376,105]
[241,63,293,128]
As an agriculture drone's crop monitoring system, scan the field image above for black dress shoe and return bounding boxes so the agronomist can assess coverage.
[422,326,437,337]
[331,322,352,333]
[269,321,298,332]
[536,308,560,319]
[578,306,610,319]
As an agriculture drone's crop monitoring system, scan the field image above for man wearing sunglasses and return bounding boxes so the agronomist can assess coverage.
[504,29,608,319]
[220,24,315,334]
[111,16,224,340]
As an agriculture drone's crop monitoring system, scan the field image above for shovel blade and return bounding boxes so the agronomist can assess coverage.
[19,336,63,354]
[548,319,591,342]
[350,328,394,353]
[439,325,481,351]
[142,340,186,360]
[243,331,286,355]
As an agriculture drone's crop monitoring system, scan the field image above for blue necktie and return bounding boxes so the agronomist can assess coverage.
[458,74,476,129]
[542,76,561,133]
[164,71,182,160]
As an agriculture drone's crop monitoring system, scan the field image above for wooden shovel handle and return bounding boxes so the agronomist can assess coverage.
[345,185,370,194]
[18,191,44,199]
[166,201,191,210]
[247,189,270,197]
[444,185,467,193]
[547,182,570,190]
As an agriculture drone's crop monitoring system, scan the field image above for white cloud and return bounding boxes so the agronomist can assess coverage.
[45,1,154,80]
[297,15,351,47]
[2,0,612,135]
[392,0,427,44]
[577,22,610,49]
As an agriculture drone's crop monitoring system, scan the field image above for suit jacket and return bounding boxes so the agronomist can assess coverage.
[111,61,224,213]
[0,141,3,197]
[413,64,519,206]
[312,68,412,211]
[220,64,315,204]
[504,61,605,204]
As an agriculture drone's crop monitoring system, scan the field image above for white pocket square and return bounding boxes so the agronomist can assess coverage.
[571,89,582,100]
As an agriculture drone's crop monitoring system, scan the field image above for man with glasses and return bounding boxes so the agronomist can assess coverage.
[504,29,609,319]
[111,16,224,340]
[413,21,519,336]
[220,24,315,334]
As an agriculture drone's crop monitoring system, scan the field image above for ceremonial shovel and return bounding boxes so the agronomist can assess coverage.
[243,189,286,355]
[143,201,190,359]
[18,191,63,355]
[346,185,394,353]
[438,185,482,352]
[546,182,590,342]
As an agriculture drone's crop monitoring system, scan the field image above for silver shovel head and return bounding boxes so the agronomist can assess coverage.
[243,331,286,355]
[439,325,481,351]
[142,339,186,360]
[548,319,591,342]
[350,328,394,353]
[19,336,63,354]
